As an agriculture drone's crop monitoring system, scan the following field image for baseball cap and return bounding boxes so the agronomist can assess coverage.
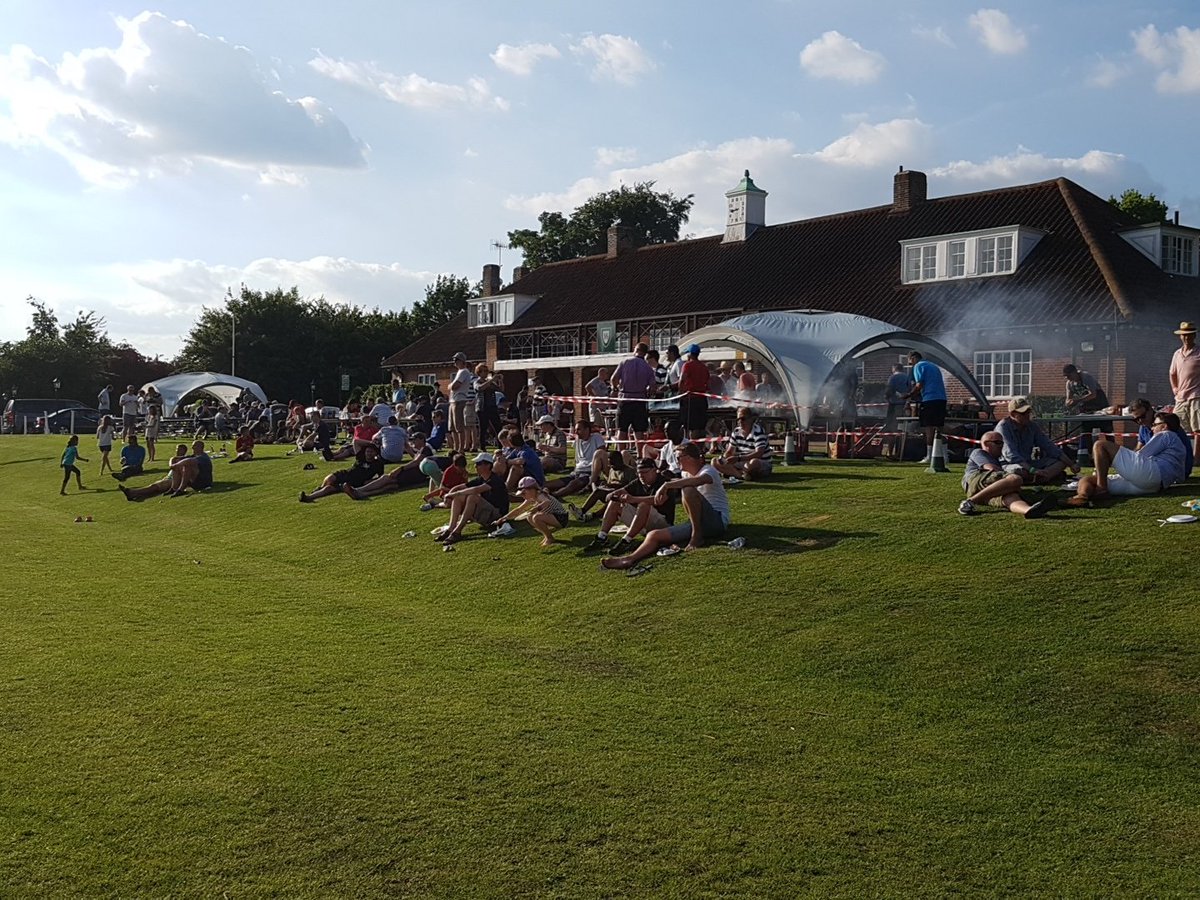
[517,476,539,490]
[409,431,426,442]
[536,414,556,425]
[637,457,658,469]
[1008,397,1033,413]
[473,452,494,465]
[686,343,702,357]
[453,351,467,361]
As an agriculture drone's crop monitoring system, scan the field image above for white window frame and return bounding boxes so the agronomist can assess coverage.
[973,349,1031,399]
[1163,233,1196,275]
[468,296,515,328]
[948,240,966,277]
[900,227,1035,284]
[417,373,437,386]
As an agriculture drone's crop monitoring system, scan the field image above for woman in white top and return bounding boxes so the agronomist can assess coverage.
[96,415,116,475]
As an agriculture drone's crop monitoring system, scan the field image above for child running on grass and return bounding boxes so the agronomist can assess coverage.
[229,426,255,463]
[494,475,570,547]
[60,435,88,495]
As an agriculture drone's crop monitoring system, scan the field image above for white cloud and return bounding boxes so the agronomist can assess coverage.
[570,34,655,85]
[1086,56,1129,88]
[931,148,1159,201]
[258,166,308,187]
[912,25,956,48]
[0,12,367,187]
[799,31,886,84]
[309,53,508,110]
[463,147,478,158]
[490,42,561,76]
[595,146,636,166]
[1132,25,1200,93]
[968,9,1028,55]
[805,118,932,167]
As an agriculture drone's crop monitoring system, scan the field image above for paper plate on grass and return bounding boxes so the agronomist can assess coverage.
[1158,514,1198,525]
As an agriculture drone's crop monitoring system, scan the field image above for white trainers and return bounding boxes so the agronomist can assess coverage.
[957,499,978,516]
[419,502,434,512]
[489,522,516,538]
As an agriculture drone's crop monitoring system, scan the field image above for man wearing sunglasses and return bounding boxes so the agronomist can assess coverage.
[958,431,1056,519]
[1065,411,1189,507]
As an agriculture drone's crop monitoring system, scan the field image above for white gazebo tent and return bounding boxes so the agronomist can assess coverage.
[679,310,991,427]
[144,372,268,416]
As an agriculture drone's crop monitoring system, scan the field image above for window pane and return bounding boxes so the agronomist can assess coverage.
[949,241,966,277]
[978,237,996,274]
[904,247,922,281]
[921,245,937,280]
[997,235,1013,272]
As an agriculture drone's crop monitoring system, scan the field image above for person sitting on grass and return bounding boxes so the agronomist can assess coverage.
[567,448,634,523]
[534,414,568,474]
[492,476,571,547]
[996,397,1071,484]
[1128,399,1194,478]
[420,452,468,511]
[601,443,730,570]
[229,426,255,464]
[373,416,411,464]
[427,409,448,453]
[646,420,685,478]
[119,443,190,500]
[713,408,774,481]
[501,428,545,492]
[345,433,434,499]
[1064,412,1188,508]
[328,414,380,461]
[586,456,677,556]
[436,453,510,545]
[293,409,335,460]
[298,444,383,503]
[548,419,609,498]
[112,434,146,482]
[59,435,88,495]
[957,431,1057,519]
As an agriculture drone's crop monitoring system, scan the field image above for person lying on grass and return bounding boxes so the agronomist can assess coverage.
[111,434,146,482]
[345,433,434,500]
[586,456,676,556]
[120,442,212,500]
[229,426,255,464]
[1064,411,1188,508]
[435,453,509,545]
[420,453,468,511]
[601,442,730,571]
[567,448,634,523]
[547,419,609,499]
[298,444,383,503]
[957,431,1056,519]
[492,476,570,547]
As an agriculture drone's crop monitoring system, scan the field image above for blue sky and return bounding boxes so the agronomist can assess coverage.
[1,0,1197,357]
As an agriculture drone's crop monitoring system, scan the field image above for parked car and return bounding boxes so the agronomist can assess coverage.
[2,398,88,434]
[35,406,105,435]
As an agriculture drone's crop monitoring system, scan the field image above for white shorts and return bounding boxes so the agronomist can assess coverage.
[619,501,667,531]
[1107,446,1163,495]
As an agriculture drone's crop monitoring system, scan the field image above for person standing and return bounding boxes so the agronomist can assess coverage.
[448,352,472,453]
[97,383,112,416]
[610,343,656,456]
[1170,321,1200,437]
[474,363,504,450]
[96,415,116,475]
[905,351,947,463]
[118,384,140,437]
[677,344,710,441]
[59,435,88,495]
[884,364,912,458]
[584,367,612,430]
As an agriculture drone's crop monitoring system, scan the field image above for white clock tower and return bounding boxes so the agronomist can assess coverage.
[722,170,767,243]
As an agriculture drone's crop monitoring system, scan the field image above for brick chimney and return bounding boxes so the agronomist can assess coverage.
[481,263,501,297]
[512,265,526,283]
[893,167,927,213]
[607,225,636,258]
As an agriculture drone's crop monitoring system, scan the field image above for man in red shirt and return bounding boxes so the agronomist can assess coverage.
[678,343,710,440]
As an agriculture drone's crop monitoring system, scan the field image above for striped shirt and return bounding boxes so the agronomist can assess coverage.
[730,424,771,461]
[654,364,668,392]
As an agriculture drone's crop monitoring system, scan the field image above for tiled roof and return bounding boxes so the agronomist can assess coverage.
[380,316,490,368]
[381,177,1200,367]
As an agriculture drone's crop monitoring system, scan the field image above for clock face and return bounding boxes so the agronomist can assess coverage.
[728,197,744,224]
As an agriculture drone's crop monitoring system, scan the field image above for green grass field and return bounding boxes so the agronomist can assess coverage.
[2,434,1199,897]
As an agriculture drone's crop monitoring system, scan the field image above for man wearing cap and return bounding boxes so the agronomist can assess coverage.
[995,397,1070,484]
[586,456,676,556]
[610,342,656,454]
[1170,321,1200,436]
[534,414,568,473]
[448,352,472,454]
[957,431,1056,519]
[438,452,510,544]
[601,442,730,570]
[677,343,710,440]
[1065,411,1189,507]
[904,351,947,463]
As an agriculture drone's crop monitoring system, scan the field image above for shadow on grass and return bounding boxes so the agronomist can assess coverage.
[731,523,878,553]
[0,456,53,466]
[203,482,251,494]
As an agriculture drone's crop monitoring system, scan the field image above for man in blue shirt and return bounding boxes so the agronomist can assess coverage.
[995,397,1070,484]
[112,434,147,482]
[904,351,947,462]
[1065,411,1188,507]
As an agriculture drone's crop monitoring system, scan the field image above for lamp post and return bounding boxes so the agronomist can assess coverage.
[225,287,237,377]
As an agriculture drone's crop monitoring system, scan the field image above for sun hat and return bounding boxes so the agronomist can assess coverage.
[1174,321,1196,335]
[536,414,556,426]
[1008,397,1033,413]
[517,476,539,490]
[473,452,494,465]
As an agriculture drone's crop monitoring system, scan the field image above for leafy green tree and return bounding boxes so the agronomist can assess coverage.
[1108,189,1169,225]
[507,181,694,270]
[0,300,113,402]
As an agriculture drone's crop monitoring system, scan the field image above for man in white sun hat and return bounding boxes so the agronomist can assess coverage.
[1170,321,1200,435]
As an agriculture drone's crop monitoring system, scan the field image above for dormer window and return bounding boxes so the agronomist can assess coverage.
[467,293,539,328]
[1119,223,1198,277]
[900,226,1040,284]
